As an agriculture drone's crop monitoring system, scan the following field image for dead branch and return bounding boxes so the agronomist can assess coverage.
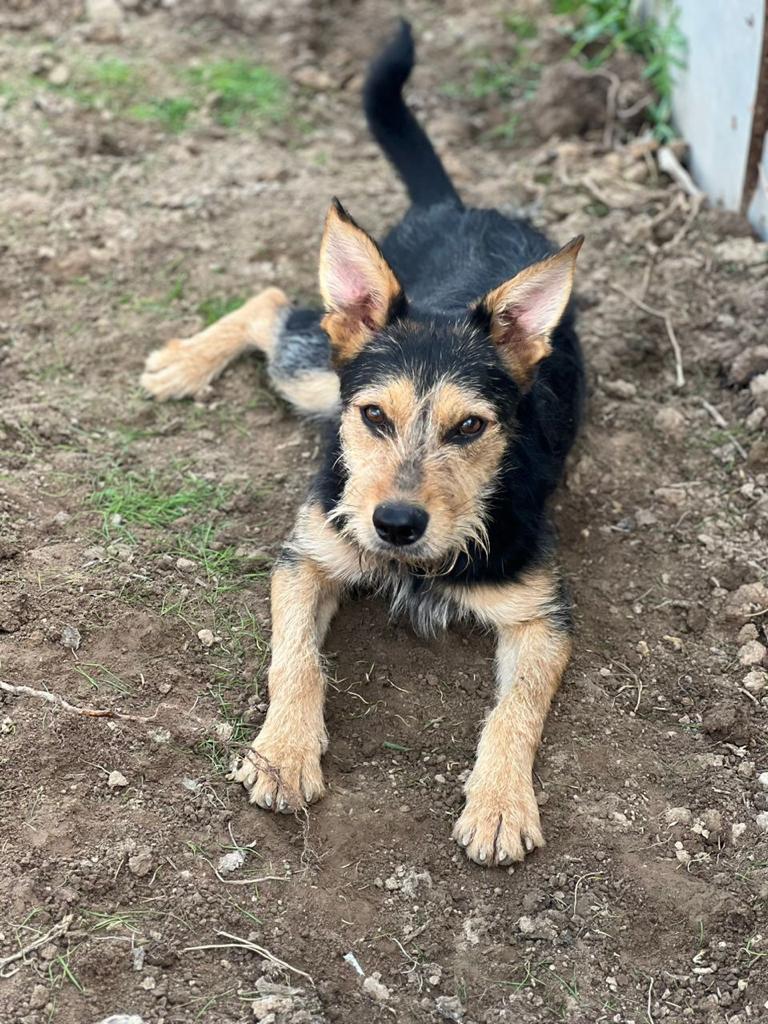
[0,680,164,723]
[611,284,685,388]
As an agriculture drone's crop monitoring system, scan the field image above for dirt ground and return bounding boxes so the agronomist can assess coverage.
[2,1,768,1022]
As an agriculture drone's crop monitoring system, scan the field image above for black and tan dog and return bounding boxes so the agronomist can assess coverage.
[142,22,585,867]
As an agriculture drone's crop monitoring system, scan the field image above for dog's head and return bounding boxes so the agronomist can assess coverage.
[319,200,582,570]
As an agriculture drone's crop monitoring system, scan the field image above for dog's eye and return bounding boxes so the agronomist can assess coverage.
[456,416,486,438]
[362,405,387,427]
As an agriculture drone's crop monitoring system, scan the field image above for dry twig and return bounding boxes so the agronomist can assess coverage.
[611,284,685,388]
[0,914,73,978]
[0,679,164,722]
[182,930,314,985]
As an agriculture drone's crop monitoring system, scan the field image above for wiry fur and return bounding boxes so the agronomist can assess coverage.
[141,20,587,868]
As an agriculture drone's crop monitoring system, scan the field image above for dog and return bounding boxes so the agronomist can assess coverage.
[141,21,585,867]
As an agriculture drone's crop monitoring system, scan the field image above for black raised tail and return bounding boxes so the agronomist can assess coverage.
[363,20,462,209]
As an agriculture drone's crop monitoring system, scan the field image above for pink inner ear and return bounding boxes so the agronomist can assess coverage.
[508,268,570,339]
[326,252,373,311]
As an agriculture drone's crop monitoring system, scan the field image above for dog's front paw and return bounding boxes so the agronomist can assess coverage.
[232,730,325,813]
[452,774,544,867]
[140,337,216,401]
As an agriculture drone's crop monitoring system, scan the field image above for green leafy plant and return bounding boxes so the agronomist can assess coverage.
[552,0,686,140]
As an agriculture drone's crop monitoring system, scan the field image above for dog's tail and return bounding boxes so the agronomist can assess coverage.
[363,20,462,209]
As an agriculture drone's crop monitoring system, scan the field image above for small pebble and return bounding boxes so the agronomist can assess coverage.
[108,770,128,789]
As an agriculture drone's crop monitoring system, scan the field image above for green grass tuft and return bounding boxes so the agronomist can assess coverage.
[187,60,288,127]
[197,294,247,327]
[90,469,223,540]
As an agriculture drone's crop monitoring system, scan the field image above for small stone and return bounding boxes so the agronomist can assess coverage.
[108,770,128,789]
[743,670,767,693]
[293,66,334,90]
[653,406,687,437]
[435,995,465,1021]
[702,703,751,745]
[128,847,153,877]
[738,640,767,667]
[60,624,81,650]
[701,809,723,836]
[751,371,768,410]
[665,806,692,826]
[732,822,747,844]
[132,947,145,971]
[95,1018,145,1024]
[746,407,766,431]
[197,628,215,648]
[723,583,768,624]
[29,984,48,1009]
[603,379,637,400]
[738,624,759,643]
[362,974,390,1001]
[140,976,155,991]
[85,0,124,42]
[217,850,245,874]
[48,64,70,87]
[756,812,768,832]
[176,557,196,572]
[758,772,768,790]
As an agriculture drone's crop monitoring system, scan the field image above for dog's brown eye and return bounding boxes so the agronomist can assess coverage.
[362,405,386,426]
[457,416,485,438]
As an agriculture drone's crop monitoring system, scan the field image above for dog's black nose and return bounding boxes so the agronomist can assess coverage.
[373,502,429,546]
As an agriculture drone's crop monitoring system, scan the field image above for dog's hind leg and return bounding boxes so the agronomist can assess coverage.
[141,291,340,417]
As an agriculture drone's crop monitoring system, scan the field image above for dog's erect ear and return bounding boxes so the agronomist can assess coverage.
[319,199,404,366]
[477,236,584,388]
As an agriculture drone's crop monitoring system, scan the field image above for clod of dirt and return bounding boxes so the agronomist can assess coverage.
[517,913,559,941]
[729,345,768,385]
[746,407,767,431]
[108,770,129,789]
[249,978,326,1023]
[702,703,752,746]
[176,557,196,573]
[743,670,767,693]
[383,865,433,897]
[28,984,48,1010]
[197,628,215,647]
[529,62,610,139]
[750,371,768,409]
[60,624,81,650]
[757,812,768,832]
[362,973,390,1002]
[738,640,767,666]
[654,406,687,438]
[128,847,153,877]
[435,995,465,1021]
[603,379,637,400]
[664,806,692,826]
[713,237,768,265]
[85,0,124,42]
[723,582,768,624]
